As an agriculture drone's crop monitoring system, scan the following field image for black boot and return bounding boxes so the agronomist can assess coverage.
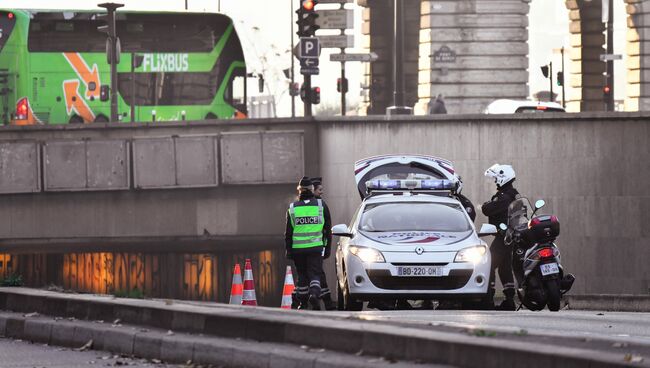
[497,289,516,311]
[322,293,336,310]
[309,294,321,310]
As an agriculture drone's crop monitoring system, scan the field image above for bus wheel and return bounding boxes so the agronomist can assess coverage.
[204,113,218,120]
[69,115,84,124]
[94,115,109,123]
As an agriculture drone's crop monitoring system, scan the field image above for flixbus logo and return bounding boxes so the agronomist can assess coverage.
[142,53,189,72]
[61,52,100,123]
[295,217,321,225]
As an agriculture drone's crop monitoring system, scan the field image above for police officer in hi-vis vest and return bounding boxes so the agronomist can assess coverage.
[285,177,332,310]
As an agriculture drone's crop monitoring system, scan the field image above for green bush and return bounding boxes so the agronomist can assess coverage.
[0,274,23,287]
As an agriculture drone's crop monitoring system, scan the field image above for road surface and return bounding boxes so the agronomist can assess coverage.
[0,337,183,367]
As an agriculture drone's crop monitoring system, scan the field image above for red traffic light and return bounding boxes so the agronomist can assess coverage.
[603,86,611,93]
[314,87,320,93]
[302,0,315,11]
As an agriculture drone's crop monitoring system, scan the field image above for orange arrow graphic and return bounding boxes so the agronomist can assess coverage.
[63,53,101,99]
[63,80,95,123]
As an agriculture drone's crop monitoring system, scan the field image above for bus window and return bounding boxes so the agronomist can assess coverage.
[28,12,229,53]
[0,11,17,52]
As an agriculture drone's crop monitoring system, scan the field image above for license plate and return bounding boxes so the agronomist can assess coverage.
[540,263,559,276]
[396,266,443,277]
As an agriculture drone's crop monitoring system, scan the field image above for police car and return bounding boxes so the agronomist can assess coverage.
[333,155,497,310]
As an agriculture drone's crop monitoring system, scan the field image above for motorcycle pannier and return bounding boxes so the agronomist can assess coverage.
[528,215,560,242]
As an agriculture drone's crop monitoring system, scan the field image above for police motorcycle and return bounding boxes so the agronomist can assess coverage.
[499,198,575,311]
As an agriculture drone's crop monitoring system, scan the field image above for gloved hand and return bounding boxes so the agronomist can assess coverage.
[323,246,331,259]
[285,250,293,260]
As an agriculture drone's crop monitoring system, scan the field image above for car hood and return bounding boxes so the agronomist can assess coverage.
[356,230,475,251]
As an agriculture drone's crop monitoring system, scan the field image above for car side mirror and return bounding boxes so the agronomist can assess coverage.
[499,223,508,231]
[478,223,497,237]
[535,199,545,210]
[332,224,352,237]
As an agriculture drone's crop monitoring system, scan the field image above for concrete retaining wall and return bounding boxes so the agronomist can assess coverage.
[318,113,650,294]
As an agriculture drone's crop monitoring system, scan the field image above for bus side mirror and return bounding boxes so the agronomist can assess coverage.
[100,85,110,102]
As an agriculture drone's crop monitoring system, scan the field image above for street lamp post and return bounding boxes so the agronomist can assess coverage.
[386,0,412,115]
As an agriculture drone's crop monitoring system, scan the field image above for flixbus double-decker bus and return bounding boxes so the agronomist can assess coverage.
[0,9,247,125]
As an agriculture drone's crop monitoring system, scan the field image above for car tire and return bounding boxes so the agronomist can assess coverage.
[342,272,363,311]
[336,281,345,311]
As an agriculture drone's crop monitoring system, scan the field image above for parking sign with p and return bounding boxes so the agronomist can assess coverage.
[299,37,319,59]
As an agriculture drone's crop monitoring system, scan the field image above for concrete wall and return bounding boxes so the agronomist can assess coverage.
[0,120,320,253]
[318,113,650,294]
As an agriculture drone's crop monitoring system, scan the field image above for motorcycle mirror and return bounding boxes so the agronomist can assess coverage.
[499,223,508,231]
[534,199,546,210]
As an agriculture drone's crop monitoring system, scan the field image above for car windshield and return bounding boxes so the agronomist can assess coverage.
[359,202,470,232]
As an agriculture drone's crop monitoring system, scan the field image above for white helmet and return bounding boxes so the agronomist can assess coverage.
[484,164,515,187]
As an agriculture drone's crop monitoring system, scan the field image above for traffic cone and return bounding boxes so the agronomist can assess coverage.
[280,266,295,309]
[229,263,243,305]
[242,259,257,306]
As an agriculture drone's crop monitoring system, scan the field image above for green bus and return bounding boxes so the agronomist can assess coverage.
[0,9,248,125]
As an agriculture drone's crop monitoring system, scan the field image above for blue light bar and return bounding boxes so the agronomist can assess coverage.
[366,179,455,192]
[421,179,455,190]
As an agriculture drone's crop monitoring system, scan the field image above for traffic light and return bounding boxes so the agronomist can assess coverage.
[311,87,320,104]
[556,71,563,86]
[603,85,611,101]
[96,3,123,65]
[299,85,320,104]
[540,65,549,78]
[296,0,319,37]
[289,82,300,97]
[337,78,348,93]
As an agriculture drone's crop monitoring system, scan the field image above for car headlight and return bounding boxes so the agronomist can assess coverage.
[454,246,488,264]
[349,246,385,263]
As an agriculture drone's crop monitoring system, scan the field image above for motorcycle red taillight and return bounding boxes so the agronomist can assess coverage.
[538,248,554,258]
[16,98,29,120]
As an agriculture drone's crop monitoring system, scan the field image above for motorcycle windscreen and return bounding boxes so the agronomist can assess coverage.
[354,155,456,199]
[507,197,533,231]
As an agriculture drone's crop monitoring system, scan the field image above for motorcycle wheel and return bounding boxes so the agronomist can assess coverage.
[545,279,561,312]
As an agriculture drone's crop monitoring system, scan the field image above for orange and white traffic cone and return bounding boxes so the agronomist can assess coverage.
[229,263,243,305]
[280,266,295,309]
[242,259,257,306]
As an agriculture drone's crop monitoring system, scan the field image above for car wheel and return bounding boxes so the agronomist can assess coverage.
[336,281,345,311]
[342,273,363,311]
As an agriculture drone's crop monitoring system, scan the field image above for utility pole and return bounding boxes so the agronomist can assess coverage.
[605,0,614,111]
[290,0,296,118]
[386,0,412,115]
[549,61,553,102]
[560,46,566,109]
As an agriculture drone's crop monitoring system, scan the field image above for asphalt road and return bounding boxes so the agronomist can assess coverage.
[353,309,650,345]
[0,337,184,367]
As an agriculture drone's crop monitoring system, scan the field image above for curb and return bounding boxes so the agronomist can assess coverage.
[0,312,431,368]
[565,294,650,312]
[0,288,646,368]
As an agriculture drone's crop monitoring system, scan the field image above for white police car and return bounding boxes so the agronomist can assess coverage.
[333,155,497,310]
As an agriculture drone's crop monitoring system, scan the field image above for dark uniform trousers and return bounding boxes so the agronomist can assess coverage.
[489,235,515,298]
[293,252,323,302]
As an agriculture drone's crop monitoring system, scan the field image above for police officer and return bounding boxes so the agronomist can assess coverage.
[310,177,336,310]
[481,164,519,311]
[285,177,332,310]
